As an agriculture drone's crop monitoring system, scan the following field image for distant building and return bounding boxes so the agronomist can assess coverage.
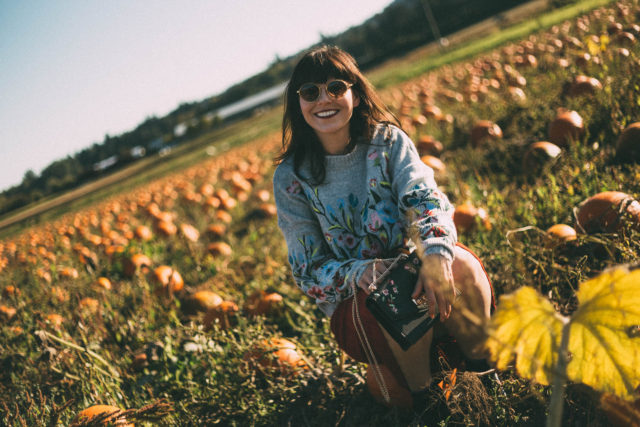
[130,146,146,158]
[93,155,118,172]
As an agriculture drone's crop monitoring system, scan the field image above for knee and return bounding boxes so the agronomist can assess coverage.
[452,246,492,317]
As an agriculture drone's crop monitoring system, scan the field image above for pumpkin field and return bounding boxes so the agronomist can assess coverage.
[2,0,640,425]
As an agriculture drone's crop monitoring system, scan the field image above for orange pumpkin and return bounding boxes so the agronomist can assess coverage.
[576,191,640,233]
[203,301,239,330]
[245,337,307,374]
[183,290,223,314]
[470,120,503,147]
[244,290,284,316]
[206,224,227,240]
[616,122,640,162]
[73,404,132,426]
[0,305,17,321]
[179,223,200,242]
[522,141,562,171]
[134,225,153,241]
[123,254,152,277]
[416,135,444,157]
[548,110,584,147]
[453,203,491,233]
[153,266,184,293]
[207,242,232,257]
[96,277,112,290]
[545,224,577,247]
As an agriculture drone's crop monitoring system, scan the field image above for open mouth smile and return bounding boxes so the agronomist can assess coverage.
[314,110,339,118]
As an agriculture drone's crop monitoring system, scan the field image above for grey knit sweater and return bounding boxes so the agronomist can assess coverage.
[273,124,457,317]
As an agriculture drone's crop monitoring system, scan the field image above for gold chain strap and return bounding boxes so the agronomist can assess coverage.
[350,254,405,404]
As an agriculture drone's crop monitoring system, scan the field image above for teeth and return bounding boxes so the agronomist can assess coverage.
[316,110,338,118]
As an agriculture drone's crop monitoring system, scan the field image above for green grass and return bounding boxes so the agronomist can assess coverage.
[370,0,616,88]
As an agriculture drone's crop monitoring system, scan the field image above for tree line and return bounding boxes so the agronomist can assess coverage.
[1,0,549,217]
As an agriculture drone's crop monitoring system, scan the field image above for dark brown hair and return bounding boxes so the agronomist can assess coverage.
[275,45,399,185]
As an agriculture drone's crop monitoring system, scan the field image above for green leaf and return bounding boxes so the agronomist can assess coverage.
[567,266,640,400]
[487,286,566,385]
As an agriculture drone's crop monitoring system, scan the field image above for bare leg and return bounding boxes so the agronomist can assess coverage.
[444,245,493,359]
[379,324,433,392]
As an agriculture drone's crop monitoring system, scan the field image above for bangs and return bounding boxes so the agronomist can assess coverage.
[290,49,355,88]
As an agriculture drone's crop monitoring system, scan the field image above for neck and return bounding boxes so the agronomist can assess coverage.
[318,129,352,155]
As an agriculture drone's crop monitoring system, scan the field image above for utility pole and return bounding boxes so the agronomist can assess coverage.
[420,0,448,51]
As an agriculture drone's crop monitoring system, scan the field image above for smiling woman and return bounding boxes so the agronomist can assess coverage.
[273,45,494,407]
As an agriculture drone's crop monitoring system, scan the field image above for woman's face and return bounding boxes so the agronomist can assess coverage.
[298,78,360,143]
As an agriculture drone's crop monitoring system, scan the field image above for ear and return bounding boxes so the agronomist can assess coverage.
[352,92,360,108]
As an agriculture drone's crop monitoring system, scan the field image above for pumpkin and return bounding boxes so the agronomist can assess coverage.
[179,223,200,242]
[545,224,577,247]
[366,364,413,408]
[256,189,271,203]
[453,203,491,233]
[2,285,20,298]
[420,155,447,179]
[575,191,640,233]
[206,223,227,239]
[470,120,503,147]
[155,220,177,237]
[244,290,284,316]
[244,337,307,374]
[73,404,132,426]
[567,75,602,97]
[96,277,112,290]
[615,122,640,162]
[59,266,79,279]
[203,300,239,330]
[134,225,153,241]
[0,305,17,321]
[548,110,584,147]
[123,254,152,277]
[78,297,100,315]
[153,266,184,293]
[207,242,232,257]
[182,290,223,314]
[522,141,562,171]
[215,210,233,224]
[416,135,444,157]
[45,313,64,329]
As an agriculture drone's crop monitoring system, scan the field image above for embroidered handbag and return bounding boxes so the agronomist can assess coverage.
[365,251,439,351]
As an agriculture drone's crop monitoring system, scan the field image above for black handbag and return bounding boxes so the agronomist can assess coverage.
[365,251,439,351]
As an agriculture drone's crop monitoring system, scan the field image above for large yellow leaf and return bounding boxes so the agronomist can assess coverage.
[568,266,640,400]
[487,286,567,385]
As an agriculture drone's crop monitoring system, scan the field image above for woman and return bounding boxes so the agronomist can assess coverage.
[273,45,493,401]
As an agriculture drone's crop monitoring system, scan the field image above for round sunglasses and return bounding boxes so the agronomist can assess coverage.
[297,80,354,102]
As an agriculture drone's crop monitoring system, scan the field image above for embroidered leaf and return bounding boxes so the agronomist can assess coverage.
[371,191,381,204]
[567,266,640,400]
[487,286,566,385]
[328,224,343,231]
[380,181,392,189]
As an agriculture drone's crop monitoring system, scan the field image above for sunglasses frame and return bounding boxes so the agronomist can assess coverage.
[297,80,354,102]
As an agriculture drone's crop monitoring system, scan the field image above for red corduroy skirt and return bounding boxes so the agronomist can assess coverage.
[329,242,495,389]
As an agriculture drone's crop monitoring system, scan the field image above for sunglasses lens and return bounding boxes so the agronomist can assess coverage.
[327,81,349,98]
[299,84,319,102]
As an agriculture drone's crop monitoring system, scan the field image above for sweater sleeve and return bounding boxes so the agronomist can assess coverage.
[273,164,371,316]
[388,127,457,260]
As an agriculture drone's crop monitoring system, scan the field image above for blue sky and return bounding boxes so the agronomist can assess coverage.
[0,0,393,191]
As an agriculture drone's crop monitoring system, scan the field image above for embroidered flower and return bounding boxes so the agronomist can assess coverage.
[368,150,379,160]
[307,286,326,300]
[367,210,383,232]
[286,180,302,194]
[324,233,332,243]
[370,178,377,188]
[342,233,357,248]
[382,289,389,296]
[375,200,398,224]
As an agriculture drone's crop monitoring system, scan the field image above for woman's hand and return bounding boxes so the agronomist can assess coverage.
[412,253,456,320]
[357,260,394,294]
